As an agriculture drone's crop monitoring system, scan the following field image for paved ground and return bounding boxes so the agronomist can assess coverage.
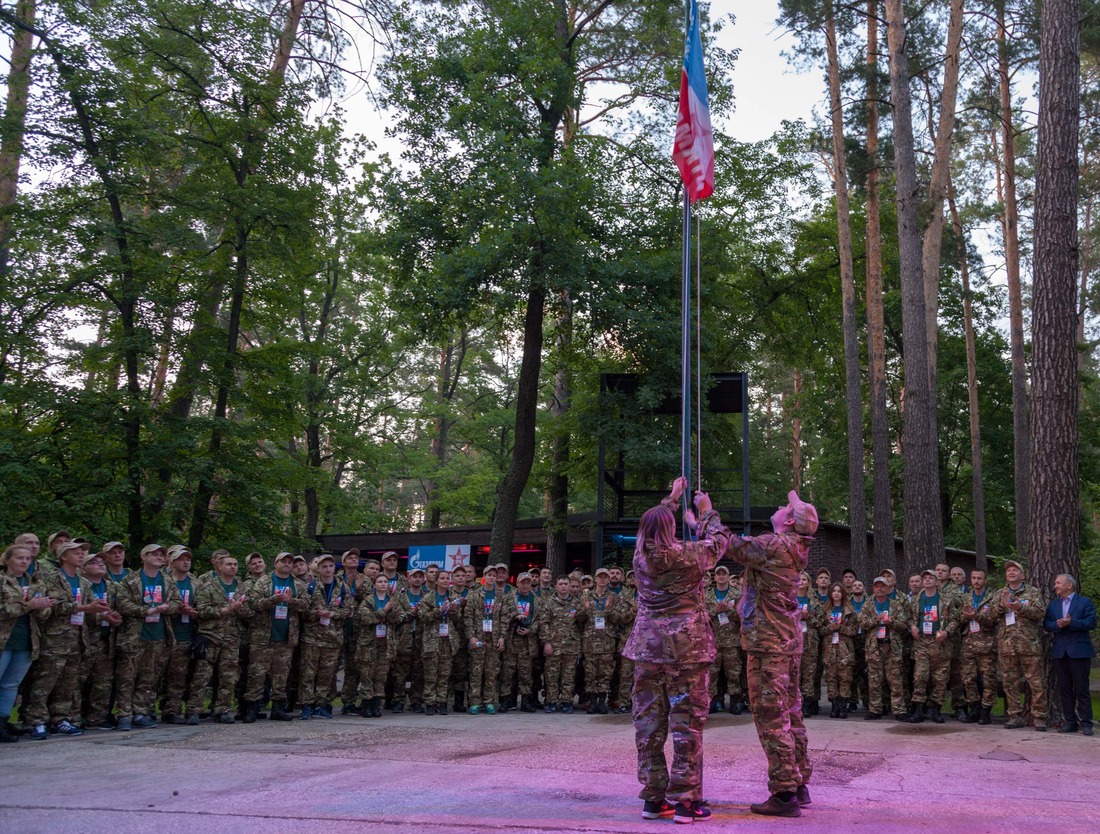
[0,709,1095,833]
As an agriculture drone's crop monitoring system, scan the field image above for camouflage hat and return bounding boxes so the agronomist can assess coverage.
[1003,559,1024,573]
[247,551,265,563]
[140,543,166,558]
[482,565,496,576]
[408,566,425,576]
[815,567,831,579]
[342,548,361,559]
[47,530,72,547]
[318,554,336,565]
[714,565,731,575]
[921,568,937,578]
[516,572,533,583]
[872,576,889,586]
[56,541,84,557]
[167,546,192,562]
[880,568,896,578]
[292,554,308,564]
[274,551,295,563]
[594,567,610,577]
[582,574,593,582]
[81,550,106,566]
[102,541,125,553]
[381,551,399,561]
[788,490,819,536]
[494,562,509,571]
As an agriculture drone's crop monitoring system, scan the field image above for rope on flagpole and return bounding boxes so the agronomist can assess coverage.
[696,211,702,494]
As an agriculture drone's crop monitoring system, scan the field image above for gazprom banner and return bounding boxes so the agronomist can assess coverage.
[407,544,471,572]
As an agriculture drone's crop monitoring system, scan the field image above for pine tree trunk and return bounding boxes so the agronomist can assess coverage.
[865,0,895,575]
[998,2,1030,557]
[948,177,987,566]
[545,290,571,576]
[884,0,943,578]
[825,4,867,579]
[0,0,35,282]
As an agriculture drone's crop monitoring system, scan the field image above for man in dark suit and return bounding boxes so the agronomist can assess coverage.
[1043,575,1096,736]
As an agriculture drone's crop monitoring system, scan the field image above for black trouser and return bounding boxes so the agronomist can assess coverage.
[1053,655,1093,726]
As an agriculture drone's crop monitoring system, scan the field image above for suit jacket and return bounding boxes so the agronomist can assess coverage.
[1043,594,1097,659]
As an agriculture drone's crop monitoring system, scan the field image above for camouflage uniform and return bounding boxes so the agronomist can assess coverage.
[725,528,813,796]
[910,590,960,707]
[418,589,457,707]
[796,594,826,710]
[706,585,742,707]
[241,574,309,704]
[463,585,515,709]
[501,591,540,703]
[989,582,1047,725]
[300,578,351,711]
[338,573,365,708]
[162,571,201,718]
[625,507,730,805]
[355,593,397,701]
[960,588,999,713]
[615,591,639,709]
[391,587,428,709]
[191,575,246,716]
[1,573,45,721]
[538,593,583,706]
[113,570,183,721]
[820,606,858,702]
[580,589,619,706]
[856,596,911,716]
[77,577,118,725]
[449,589,471,706]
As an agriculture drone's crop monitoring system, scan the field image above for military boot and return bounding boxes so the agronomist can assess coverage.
[271,701,293,721]
[830,699,840,718]
[909,703,926,724]
[597,694,609,714]
[838,699,848,719]
[963,703,980,723]
[978,705,992,725]
[930,702,945,724]
[242,701,258,724]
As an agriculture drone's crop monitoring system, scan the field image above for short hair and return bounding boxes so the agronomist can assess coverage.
[1058,574,1078,590]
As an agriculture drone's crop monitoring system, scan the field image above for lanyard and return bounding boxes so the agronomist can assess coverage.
[374,593,387,611]
[324,581,336,606]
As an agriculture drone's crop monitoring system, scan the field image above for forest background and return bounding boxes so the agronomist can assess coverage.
[0,0,1096,595]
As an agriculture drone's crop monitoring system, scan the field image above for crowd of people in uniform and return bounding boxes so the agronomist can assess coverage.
[0,528,1091,744]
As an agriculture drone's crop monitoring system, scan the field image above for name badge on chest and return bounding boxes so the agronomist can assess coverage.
[319,614,331,626]
[439,622,450,637]
[482,618,493,633]
[717,613,730,626]
[274,604,289,620]
[922,620,933,635]
[375,623,387,638]
[969,620,980,634]
[1004,611,1016,626]
[594,616,606,630]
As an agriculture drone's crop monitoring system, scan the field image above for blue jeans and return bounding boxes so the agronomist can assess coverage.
[0,648,34,717]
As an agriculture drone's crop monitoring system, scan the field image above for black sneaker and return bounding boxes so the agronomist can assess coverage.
[673,800,711,824]
[796,784,811,806]
[750,793,800,817]
[642,800,675,820]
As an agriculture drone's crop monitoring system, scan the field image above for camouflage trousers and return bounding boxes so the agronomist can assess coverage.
[468,644,502,707]
[632,661,710,804]
[617,652,635,705]
[947,636,965,708]
[422,644,454,705]
[584,652,615,696]
[799,635,819,703]
[115,640,169,720]
[822,639,854,701]
[911,635,951,705]
[299,643,341,708]
[450,641,469,695]
[162,641,200,716]
[391,637,424,706]
[190,641,240,715]
[544,652,577,705]
[340,643,360,706]
[244,641,294,703]
[865,641,907,716]
[77,637,115,724]
[852,638,868,706]
[746,651,812,795]
[1001,650,1047,720]
[960,644,998,708]
[501,633,538,697]
[709,644,743,699]
[355,637,393,701]
[24,648,81,725]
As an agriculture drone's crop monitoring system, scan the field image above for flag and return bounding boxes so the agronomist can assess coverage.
[672,0,714,202]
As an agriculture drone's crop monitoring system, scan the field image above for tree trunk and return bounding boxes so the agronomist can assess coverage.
[791,369,803,492]
[919,0,964,384]
[1028,0,1080,728]
[545,289,572,576]
[825,4,868,580]
[0,0,35,282]
[884,0,943,578]
[948,177,987,566]
[865,0,895,575]
[998,2,1030,557]
[488,284,546,566]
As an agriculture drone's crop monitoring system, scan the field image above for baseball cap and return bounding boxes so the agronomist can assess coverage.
[318,554,336,565]
[47,530,72,547]
[382,551,399,561]
[274,551,295,563]
[408,566,425,576]
[82,551,106,566]
[921,568,936,578]
[102,541,125,552]
[1004,559,1024,572]
[788,490,819,536]
[714,565,730,575]
[872,576,889,586]
[595,567,610,577]
[140,543,166,558]
[167,546,192,562]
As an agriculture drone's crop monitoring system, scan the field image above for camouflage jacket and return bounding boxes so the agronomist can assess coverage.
[624,508,731,664]
[510,592,540,639]
[909,590,961,639]
[113,569,184,652]
[0,572,47,658]
[959,588,999,654]
[796,596,827,653]
[355,592,400,650]
[463,586,516,645]
[856,596,910,656]
[382,573,409,596]
[392,586,431,653]
[579,590,619,655]
[417,589,459,655]
[195,576,246,647]
[987,582,1045,655]
[242,574,309,646]
[725,529,812,657]
[81,576,119,655]
[615,591,638,649]
[302,578,352,648]
[706,586,742,649]
[819,606,859,653]
[537,593,583,655]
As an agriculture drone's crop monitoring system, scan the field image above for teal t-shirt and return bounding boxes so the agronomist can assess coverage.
[139,572,168,642]
[171,576,196,643]
[5,576,32,652]
[919,592,942,635]
[269,576,294,643]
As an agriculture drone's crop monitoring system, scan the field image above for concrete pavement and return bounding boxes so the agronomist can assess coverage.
[0,709,1096,833]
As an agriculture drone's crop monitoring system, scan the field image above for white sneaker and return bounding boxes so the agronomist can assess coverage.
[54,720,83,736]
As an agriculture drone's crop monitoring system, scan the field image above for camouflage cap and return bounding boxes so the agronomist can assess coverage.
[1004,559,1024,573]
[714,564,731,575]
[167,546,192,562]
[381,551,399,561]
[788,490,819,536]
[872,576,889,586]
[56,541,84,557]
[102,541,125,553]
[292,554,308,563]
[342,548,361,558]
[139,543,166,558]
[274,551,295,563]
[318,554,336,564]
[408,566,425,576]
[921,568,937,578]
[516,572,533,583]
[81,550,105,566]
[247,551,265,563]
[594,567,610,577]
[47,530,72,547]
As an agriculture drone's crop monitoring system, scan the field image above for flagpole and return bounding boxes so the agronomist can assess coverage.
[681,190,692,529]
